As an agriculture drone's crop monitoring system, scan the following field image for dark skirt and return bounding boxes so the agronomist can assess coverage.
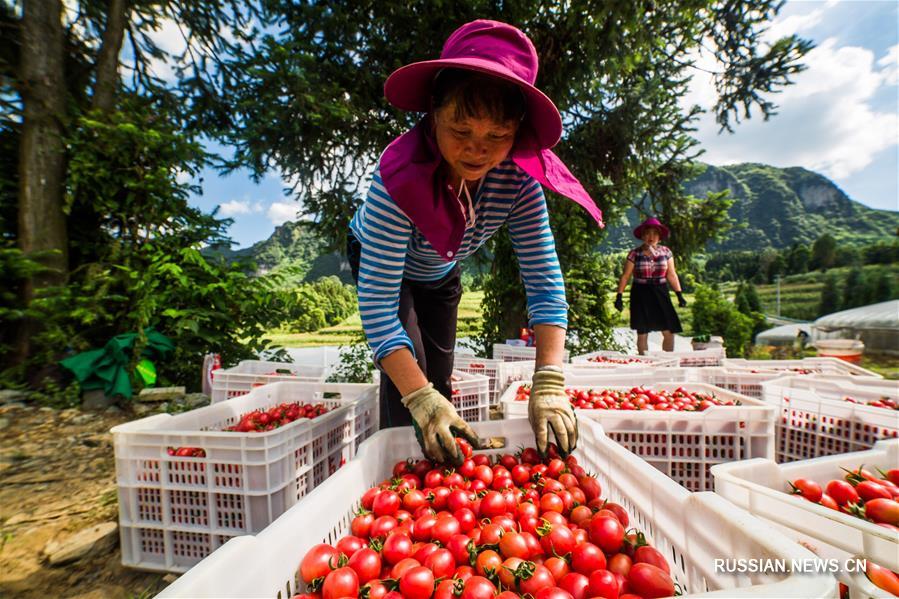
[630,282,682,334]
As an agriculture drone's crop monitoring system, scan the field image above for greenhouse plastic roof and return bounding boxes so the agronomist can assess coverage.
[757,323,811,343]
[813,300,899,332]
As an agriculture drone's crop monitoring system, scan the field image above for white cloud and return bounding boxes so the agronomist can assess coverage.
[762,3,830,43]
[219,200,253,216]
[146,17,188,82]
[267,202,300,225]
[690,36,898,182]
[878,44,899,86]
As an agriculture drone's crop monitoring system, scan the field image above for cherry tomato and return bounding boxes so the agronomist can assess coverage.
[300,544,340,583]
[571,542,607,575]
[399,566,435,599]
[588,516,625,554]
[628,563,674,599]
[322,567,359,599]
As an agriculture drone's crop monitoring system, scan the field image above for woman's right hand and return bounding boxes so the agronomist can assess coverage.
[401,383,480,465]
[614,293,624,312]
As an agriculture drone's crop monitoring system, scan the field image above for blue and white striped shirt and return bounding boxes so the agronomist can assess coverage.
[350,159,568,362]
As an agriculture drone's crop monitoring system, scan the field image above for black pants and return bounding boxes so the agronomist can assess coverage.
[347,234,462,428]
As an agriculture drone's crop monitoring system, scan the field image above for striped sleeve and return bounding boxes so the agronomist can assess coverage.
[351,170,416,363]
[507,177,569,329]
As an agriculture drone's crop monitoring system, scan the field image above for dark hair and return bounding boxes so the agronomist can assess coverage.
[431,68,527,124]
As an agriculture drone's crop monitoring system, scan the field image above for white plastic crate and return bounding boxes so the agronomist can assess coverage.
[648,347,725,367]
[761,375,899,462]
[453,354,533,406]
[159,418,835,598]
[210,360,329,404]
[502,380,774,491]
[112,382,377,573]
[572,350,680,369]
[449,369,491,421]
[723,357,882,378]
[492,342,570,362]
[712,439,899,597]
[696,367,782,399]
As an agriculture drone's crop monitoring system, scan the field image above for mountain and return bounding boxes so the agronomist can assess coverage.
[601,163,899,253]
[204,220,353,283]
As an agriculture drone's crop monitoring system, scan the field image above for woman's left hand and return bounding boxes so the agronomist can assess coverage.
[528,369,578,457]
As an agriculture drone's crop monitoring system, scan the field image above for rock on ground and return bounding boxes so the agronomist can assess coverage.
[43,522,118,566]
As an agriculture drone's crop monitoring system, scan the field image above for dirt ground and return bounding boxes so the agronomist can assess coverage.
[0,402,170,598]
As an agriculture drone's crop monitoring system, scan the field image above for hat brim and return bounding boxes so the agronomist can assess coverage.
[634,223,670,240]
[384,57,563,149]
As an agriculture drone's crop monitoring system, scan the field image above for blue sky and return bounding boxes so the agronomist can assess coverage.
[176,0,898,249]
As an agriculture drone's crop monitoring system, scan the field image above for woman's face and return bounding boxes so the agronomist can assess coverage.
[434,101,518,183]
[641,227,661,246]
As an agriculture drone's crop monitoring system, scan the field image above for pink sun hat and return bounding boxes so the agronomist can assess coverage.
[384,19,563,149]
[634,217,670,240]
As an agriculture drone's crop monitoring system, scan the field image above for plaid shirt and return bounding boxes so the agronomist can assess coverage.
[627,245,672,284]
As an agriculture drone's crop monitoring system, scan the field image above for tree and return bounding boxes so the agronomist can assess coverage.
[842,267,865,309]
[691,284,754,357]
[811,234,837,271]
[15,0,68,362]
[3,0,263,365]
[819,274,840,316]
[735,281,762,314]
[865,270,894,304]
[786,243,810,274]
[835,245,862,268]
[218,1,811,347]
[863,241,899,265]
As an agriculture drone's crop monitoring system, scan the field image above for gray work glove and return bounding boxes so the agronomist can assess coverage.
[401,383,480,466]
[528,369,578,458]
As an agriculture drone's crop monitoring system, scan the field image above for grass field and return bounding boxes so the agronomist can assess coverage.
[720,263,899,321]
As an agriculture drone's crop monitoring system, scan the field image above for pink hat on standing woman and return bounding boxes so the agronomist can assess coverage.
[634,217,670,240]
[379,20,603,258]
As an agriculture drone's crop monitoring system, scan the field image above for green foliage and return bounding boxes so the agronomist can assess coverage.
[734,281,762,313]
[1,104,298,392]
[326,333,376,384]
[865,270,894,305]
[281,276,357,334]
[835,245,862,268]
[786,243,811,274]
[842,267,865,309]
[691,284,757,357]
[811,234,837,271]
[706,239,898,284]
[819,274,840,316]
[864,241,899,265]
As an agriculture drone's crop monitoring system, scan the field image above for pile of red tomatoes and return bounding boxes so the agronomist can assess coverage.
[224,401,331,433]
[512,385,739,412]
[295,441,676,599]
[166,402,332,458]
[789,467,899,596]
[585,357,645,365]
[842,395,898,411]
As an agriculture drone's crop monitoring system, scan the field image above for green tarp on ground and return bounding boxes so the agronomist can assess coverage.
[59,328,175,399]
